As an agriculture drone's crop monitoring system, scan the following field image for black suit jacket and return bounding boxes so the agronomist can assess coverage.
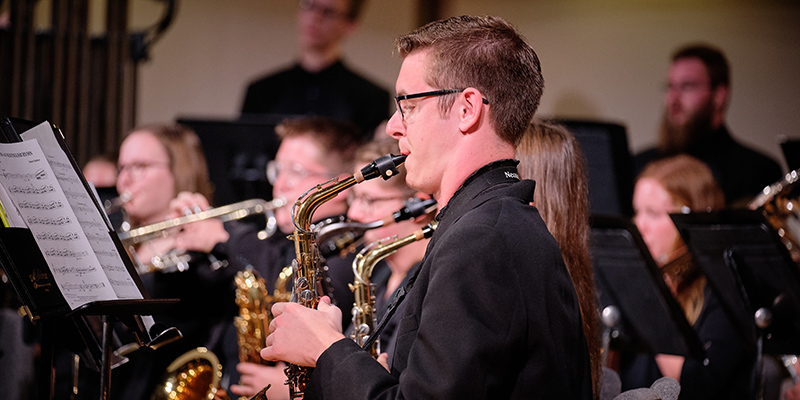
[306,160,592,399]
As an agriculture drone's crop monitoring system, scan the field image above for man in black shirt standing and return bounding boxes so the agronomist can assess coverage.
[241,0,390,139]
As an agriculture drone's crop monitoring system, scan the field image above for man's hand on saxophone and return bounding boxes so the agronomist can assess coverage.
[261,296,345,368]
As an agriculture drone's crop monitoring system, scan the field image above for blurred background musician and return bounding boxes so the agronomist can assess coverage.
[516,119,601,399]
[623,154,757,399]
[110,122,255,400]
[240,0,390,139]
[344,136,435,369]
[82,153,119,189]
[633,44,781,206]
[228,116,363,399]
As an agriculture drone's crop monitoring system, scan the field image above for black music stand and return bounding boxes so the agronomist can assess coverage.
[177,116,283,207]
[671,210,800,356]
[589,216,705,359]
[781,138,800,172]
[0,117,180,400]
[555,118,634,218]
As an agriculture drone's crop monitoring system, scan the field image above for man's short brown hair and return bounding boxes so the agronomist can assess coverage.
[275,116,363,175]
[672,43,730,89]
[394,15,544,146]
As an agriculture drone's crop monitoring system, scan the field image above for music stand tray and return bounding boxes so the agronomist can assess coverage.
[589,215,705,359]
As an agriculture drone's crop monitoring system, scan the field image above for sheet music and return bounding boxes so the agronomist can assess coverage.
[0,123,141,309]
[20,122,142,301]
[0,179,27,227]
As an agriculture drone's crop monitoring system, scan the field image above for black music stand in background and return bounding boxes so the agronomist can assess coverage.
[589,216,705,361]
[671,210,800,357]
[555,119,634,218]
[177,116,284,207]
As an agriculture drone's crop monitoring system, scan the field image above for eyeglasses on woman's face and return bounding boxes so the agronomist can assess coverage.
[116,161,170,181]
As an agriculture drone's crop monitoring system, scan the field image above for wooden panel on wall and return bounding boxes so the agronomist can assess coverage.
[0,0,135,166]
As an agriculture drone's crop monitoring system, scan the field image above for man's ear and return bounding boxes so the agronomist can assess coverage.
[343,19,359,38]
[456,88,486,134]
[712,84,729,113]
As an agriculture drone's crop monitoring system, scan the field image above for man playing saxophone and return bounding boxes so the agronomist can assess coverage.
[226,116,365,400]
[262,15,592,400]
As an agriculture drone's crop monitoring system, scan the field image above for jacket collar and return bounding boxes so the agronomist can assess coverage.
[436,159,523,223]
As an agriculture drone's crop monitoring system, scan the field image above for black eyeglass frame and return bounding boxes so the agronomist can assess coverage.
[394,88,489,120]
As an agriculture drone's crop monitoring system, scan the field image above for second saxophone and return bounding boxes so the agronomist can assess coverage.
[349,221,438,358]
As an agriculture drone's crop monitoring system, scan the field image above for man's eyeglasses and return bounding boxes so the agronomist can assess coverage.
[299,0,350,20]
[394,88,489,120]
[664,80,711,94]
[116,161,170,180]
[266,160,334,188]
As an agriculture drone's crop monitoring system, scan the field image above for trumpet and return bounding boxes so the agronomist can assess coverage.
[103,190,132,215]
[119,198,285,273]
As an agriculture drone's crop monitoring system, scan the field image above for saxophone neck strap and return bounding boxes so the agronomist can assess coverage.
[361,265,420,352]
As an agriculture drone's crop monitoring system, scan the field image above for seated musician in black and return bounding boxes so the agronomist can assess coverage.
[110,123,250,400]
[224,116,364,400]
[343,136,435,369]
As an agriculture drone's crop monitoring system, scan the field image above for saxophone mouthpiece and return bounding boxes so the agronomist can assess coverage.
[355,154,407,183]
[393,198,437,223]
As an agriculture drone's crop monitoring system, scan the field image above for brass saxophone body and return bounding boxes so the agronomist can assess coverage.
[230,266,292,400]
[349,222,437,358]
[233,269,272,364]
[284,154,406,399]
[233,265,293,361]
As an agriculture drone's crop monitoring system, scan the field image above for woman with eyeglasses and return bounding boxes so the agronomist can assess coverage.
[111,123,252,400]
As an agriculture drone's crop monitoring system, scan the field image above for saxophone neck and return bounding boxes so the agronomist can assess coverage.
[353,221,439,285]
[292,176,357,233]
[291,153,407,234]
